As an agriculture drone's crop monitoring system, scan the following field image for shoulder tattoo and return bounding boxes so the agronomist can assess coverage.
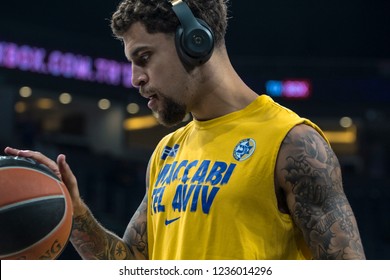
[279,126,365,259]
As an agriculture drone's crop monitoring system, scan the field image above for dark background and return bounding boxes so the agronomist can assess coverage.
[1,0,389,58]
[1,0,389,259]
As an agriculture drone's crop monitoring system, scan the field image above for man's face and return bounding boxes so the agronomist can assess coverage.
[123,22,191,127]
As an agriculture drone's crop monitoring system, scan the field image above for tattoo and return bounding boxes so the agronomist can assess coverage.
[70,159,151,260]
[70,210,132,260]
[123,194,149,259]
[281,126,365,259]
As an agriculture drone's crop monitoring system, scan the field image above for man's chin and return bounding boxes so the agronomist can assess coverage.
[154,112,185,128]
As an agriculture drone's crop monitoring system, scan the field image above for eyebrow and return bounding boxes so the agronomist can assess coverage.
[127,46,149,61]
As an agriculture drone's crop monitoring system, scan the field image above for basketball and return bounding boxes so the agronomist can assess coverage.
[0,156,73,260]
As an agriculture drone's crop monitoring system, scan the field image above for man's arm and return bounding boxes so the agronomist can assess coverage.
[275,124,366,259]
[70,196,148,260]
[122,193,148,259]
[71,161,151,260]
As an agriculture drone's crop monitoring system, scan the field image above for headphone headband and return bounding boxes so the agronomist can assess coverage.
[166,0,215,66]
[170,0,203,32]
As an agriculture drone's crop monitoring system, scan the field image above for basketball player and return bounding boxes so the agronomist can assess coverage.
[5,0,366,259]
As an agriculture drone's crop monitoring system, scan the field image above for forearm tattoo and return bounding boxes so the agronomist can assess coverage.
[123,195,149,260]
[281,128,365,259]
[70,210,132,260]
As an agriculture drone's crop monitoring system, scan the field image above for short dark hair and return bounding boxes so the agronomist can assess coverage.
[111,0,228,46]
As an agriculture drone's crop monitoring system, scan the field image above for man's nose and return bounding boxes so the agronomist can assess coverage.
[131,65,148,88]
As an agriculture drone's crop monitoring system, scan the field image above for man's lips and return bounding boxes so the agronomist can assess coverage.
[140,88,157,99]
[147,95,158,110]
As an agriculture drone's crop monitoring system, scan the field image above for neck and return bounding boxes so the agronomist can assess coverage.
[189,47,259,121]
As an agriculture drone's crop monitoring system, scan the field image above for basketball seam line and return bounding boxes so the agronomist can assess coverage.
[0,166,60,181]
[0,195,65,212]
[0,195,72,259]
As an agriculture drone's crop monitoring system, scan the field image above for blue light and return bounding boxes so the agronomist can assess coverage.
[266,80,283,97]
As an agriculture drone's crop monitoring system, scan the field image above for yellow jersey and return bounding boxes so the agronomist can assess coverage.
[147,95,324,259]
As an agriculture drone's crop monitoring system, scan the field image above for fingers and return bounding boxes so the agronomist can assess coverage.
[4,147,24,156]
[4,146,62,180]
[4,146,86,215]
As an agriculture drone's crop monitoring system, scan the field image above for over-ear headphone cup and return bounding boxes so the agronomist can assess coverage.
[175,19,214,66]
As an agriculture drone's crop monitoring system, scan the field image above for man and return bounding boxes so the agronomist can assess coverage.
[5,0,365,259]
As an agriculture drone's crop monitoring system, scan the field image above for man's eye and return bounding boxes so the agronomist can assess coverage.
[140,53,150,63]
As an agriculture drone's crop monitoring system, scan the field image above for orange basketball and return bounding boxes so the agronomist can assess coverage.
[0,156,73,260]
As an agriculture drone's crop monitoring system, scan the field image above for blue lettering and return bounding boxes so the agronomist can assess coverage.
[155,160,236,187]
[151,187,165,213]
[163,161,177,185]
[182,184,196,211]
[155,164,171,187]
[172,184,197,212]
[172,160,188,182]
[190,185,202,212]
[191,160,210,184]
[154,160,236,216]
[182,160,199,184]
[205,161,227,185]
[221,163,236,185]
[171,184,182,212]
[201,186,220,214]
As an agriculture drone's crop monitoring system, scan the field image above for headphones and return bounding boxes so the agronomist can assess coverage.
[167,0,215,67]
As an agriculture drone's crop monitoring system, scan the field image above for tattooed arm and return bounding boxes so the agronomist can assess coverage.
[70,194,148,260]
[274,125,366,259]
[70,161,150,260]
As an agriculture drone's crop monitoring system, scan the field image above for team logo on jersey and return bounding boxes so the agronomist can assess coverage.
[233,138,256,161]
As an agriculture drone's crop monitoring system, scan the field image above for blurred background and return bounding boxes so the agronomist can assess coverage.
[0,0,389,259]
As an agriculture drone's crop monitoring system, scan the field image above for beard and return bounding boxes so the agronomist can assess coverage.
[143,87,187,127]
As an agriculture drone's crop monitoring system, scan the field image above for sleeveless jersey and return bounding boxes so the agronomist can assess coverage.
[147,95,326,259]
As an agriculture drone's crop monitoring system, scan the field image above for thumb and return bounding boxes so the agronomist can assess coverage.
[57,154,80,203]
